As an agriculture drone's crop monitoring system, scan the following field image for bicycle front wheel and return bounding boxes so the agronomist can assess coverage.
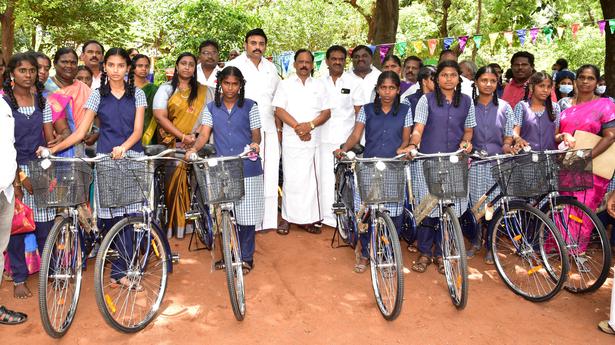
[94,216,169,332]
[369,211,404,320]
[39,216,83,338]
[544,197,611,293]
[221,211,246,321]
[489,201,569,302]
[441,206,468,309]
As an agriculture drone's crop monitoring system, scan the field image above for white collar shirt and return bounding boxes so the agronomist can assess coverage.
[348,65,381,104]
[225,52,280,132]
[196,63,222,88]
[272,75,331,148]
[461,75,473,97]
[0,98,16,202]
[319,72,364,144]
[91,72,101,90]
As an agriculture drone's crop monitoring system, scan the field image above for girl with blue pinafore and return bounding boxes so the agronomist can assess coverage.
[44,48,146,288]
[188,66,264,274]
[4,53,56,299]
[335,71,413,273]
[407,60,476,275]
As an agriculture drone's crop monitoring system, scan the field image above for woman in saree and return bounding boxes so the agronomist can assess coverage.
[153,52,213,238]
[132,54,159,145]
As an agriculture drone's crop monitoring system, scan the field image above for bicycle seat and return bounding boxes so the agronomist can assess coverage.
[199,144,216,157]
[144,145,167,156]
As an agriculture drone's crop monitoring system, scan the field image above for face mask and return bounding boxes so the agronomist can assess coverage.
[596,85,606,95]
[559,84,573,94]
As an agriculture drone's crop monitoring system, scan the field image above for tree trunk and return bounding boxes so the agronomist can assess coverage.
[0,0,16,63]
[439,0,452,38]
[471,0,482,61]
[601,0,615,97]
[372,0,399,44]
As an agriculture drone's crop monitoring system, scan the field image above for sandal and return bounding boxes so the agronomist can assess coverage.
[484,251,495,265]
[411,255,431,273]
[214,259,225,270]
[302,224,321,234]
[598,320,615,335]
[242,261,253,275]
[277,220,290,235]
[435,256,445,274]
[353,256,369,273]
[0,306,27,325]
[407,245,418,253]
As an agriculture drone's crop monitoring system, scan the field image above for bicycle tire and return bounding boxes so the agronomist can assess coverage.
[38,216,83,338]
[193,184,214,249]
[221,211,246,321]
[94,216,169,332]
[489,201,569,302]
[441,206,468,309]
[369,211,404,320]
[543,197,611,293]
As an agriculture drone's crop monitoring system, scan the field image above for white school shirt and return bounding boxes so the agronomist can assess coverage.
[0,98,16,202]
[272,75,331,148]
[225,52,280,132]
[347,66,381,104]
[91,72,101,90]
[196,63,222,88]
[319,72,364,144]
[460,75,473,97]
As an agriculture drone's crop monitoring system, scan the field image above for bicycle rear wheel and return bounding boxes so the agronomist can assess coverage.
[94,216,169,332]
[369,211,404,320]
[335,171,358,246]
[221,211,246,320]
[441,206,468,309]
[38,216,83,338]
[544,197,611,293]
[489,201,569,302]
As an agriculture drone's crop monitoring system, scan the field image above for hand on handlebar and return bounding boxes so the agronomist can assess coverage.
[459,140,473,153]
[111,146,126,159]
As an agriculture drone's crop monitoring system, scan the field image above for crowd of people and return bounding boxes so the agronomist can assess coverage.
[0,27,614,333]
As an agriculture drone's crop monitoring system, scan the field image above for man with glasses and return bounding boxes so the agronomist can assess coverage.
[196,40,222,88]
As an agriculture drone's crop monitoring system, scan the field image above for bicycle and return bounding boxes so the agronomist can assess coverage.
[331,145,364,248]
[338,152,405,320]
[408,149,469,309]
[468,150,570,302]
[528,149,611,294]
[190,148,256,321]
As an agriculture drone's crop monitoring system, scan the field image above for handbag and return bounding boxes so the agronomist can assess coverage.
[11,197,36,235]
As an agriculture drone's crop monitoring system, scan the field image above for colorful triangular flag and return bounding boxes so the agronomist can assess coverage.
[543,26,554,44]
[395,42,407,57]
[379,44,393,63]
[489,32,499,49]
[571,23,580,39]
[413,41,424,53]
[530,27,540,44]
[443,37,455,50]
[599,20,606,35]
[503,31,513,46]
[458,36,469,53]
[427,39,438,55]
[556,26,565,39]
[473,35,483,49]
[516,29,527,46]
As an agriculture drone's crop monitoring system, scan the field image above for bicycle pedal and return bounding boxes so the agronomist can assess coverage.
[185,211,201,220]
[172,253,180,263]
[332,202,346,214]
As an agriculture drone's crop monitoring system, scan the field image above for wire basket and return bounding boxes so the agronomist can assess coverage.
[422,155,469,199]
[27,160,92,208]
[96,159,152,208]
[355,160,405,204]
[543,149,593,192]
[491,154,549,197]
[193,157,245,204]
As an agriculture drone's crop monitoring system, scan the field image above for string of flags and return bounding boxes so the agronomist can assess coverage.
[273,19,614,75]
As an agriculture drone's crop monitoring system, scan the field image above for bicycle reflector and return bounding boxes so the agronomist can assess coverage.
[207,158,219,167]
[375,160,386,171]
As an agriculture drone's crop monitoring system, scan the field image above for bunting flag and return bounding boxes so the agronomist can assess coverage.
[473,35,483,49]
[599,20,606,35]
[610,19,615,34]
[443,37,455,50]
[395,42,407,57]
[367,45,376,54]
[488,32,499,49]
[379,44,393,63]
[503,31,513,46]
[458,36,469,53]
[413,40,424,53]
[543,26,554,44]
[314,51,325,71]
[281,55,291,73]
[516,29,527,46]
[571,23,580,39]
[530,27,540,44]
[556,26,565,39]
[427,39,438,55]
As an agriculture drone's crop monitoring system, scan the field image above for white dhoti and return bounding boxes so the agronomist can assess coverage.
[257,131,280,231]
[318,142,340,227]
[282,145,321,225]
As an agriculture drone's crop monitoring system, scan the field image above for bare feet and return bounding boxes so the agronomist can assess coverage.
[13,283,32,299]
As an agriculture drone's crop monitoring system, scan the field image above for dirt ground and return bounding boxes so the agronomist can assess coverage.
[1,225,614,344]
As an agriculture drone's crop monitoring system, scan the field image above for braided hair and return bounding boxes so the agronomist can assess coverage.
[214,66,246,108]
[99,48,135,98]
[472,65,499,106]
[523,71,555,122]
[373,71,401,116]
[416,65,436,98]
[434,60,462,107]
[2,52,45,110]
[171,52,199,106]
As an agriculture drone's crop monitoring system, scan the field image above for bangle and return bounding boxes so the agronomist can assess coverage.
[277,128,283,133]
[309,121,315,130]
[181,134,185,142]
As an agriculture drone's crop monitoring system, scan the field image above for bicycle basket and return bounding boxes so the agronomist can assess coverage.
[491,154,549,197]
[355,160,405,204]
[543,149,593,192]
[193,157,245,204]
[422,155,469,199]
[96,159,153,208]
[27,160,92,208]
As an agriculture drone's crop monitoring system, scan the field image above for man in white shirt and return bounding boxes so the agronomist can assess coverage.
[347,45,381,104]
[196,40,222,88]
[274,49,331,234]
[318,45,363,228]
[80,40,104,89]
[0,97,27,324]
[226,28,281,231]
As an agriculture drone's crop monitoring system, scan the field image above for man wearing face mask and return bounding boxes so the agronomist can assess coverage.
[347,45,381,104]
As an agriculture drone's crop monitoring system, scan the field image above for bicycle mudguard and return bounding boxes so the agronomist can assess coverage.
[459,209,479,241]
[149,220,175,274]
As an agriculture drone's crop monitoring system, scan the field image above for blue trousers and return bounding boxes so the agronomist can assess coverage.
[8,220,53,283]
[597,211,615,247]
[101,217,134,281]
[360,215,403,258]
[416,217,442,258]
[237,225,255,263]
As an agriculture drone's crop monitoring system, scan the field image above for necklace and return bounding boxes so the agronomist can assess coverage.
[52,76,70,88]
